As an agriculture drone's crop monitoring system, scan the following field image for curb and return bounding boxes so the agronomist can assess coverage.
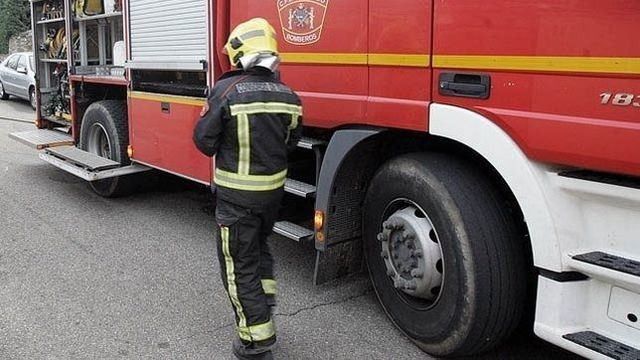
[0,116,34,124]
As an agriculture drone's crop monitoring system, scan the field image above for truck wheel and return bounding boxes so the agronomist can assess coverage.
[363,153,527,357]
[0,81,9,100]
[80,100,134,197]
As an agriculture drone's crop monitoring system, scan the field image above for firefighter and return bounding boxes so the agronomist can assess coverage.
[193,18,302,360]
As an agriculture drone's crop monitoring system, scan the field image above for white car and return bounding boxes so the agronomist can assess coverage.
[0,52,37,110]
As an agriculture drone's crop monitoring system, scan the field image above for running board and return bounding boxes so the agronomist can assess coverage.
[573,252,640,278]
[284,178,316,198]
[563,331,640,360]
[9,129,74,150]
[273,221,314,241]
[41,146,150,181]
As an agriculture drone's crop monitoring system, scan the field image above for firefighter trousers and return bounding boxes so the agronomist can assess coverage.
[215,198,280,346]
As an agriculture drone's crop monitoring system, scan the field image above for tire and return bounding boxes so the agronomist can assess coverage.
[79,100,135,197]
[363,153,527,358]
[0,81,9,100]
[29,86,36,110]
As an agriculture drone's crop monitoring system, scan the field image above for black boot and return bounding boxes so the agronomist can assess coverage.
[232,338,274,360]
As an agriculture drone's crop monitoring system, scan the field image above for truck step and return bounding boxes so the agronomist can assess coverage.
[284,178,316,198]
[297,137,326,150]
[573,252,640,278]
[41,146,151,181]
[46,146,120,171]
[563,331,639,360]
[9,129,74,150]
[273,221,314,241]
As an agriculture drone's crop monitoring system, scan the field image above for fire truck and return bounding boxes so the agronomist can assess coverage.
[8,0,640,358]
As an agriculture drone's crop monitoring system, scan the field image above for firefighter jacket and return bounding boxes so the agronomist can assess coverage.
[193,68,303,208]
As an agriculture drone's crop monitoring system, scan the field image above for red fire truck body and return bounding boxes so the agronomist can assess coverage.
[12,0,640,358]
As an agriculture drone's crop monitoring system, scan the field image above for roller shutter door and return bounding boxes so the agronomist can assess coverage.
[128,0,207,70]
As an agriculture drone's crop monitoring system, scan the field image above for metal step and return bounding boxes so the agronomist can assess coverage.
[47,146,120,171]
[563,331,640,360]
[41,146,151,181]
[273,221,314,241]
[573,252,640,277]
[297,137,326,150]
[9,129,74,150]
[284,178,316,198]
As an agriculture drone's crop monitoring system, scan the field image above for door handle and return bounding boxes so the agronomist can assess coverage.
[439,73,491,99]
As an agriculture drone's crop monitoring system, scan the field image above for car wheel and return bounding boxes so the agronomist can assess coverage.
[364,153,528,358]
[29,87,36,110]
[0,81,9,100]
[80,100,136,197]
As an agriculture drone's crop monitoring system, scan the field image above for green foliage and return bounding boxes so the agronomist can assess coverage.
[0,0,30,53]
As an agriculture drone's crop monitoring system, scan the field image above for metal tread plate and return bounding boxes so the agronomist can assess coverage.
[573,252,640,277]
[563,331,640,360]
[284,178,316,198]
[9,129,74,150]
[297,137,326,150]
[40,153,151,182]
[273,221,314,241]
[46,146,120,171]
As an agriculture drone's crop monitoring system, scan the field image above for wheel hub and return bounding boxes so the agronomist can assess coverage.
[87,123,112,159]
[378,205,444,301]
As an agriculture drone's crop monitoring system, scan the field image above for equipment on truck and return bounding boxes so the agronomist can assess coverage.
[73,0,104,17]
[10,1,640,359]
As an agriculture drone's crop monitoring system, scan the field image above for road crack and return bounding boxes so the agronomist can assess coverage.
[274,289,373,318]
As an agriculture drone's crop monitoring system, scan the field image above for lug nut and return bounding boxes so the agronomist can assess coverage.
[405,281,417,290]
[411,269,424,279]
[377,233,387,242]
[387,269,395,277]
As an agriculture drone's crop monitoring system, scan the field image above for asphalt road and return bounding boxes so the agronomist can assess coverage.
[0,99,580,359]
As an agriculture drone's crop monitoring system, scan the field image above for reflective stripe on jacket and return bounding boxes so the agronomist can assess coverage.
[193,68,303,206]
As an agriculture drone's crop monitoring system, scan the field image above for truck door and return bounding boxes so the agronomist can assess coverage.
[229,0,369,128]
[15,55,30,99]
[368,0,432,131]
[432,1,640,177]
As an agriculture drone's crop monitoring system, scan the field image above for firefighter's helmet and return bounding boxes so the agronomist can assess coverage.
[225,18,279,68]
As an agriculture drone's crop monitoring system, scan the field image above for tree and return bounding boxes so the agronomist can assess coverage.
[0,0,30,54]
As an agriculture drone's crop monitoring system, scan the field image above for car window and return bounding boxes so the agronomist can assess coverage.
[17,55,27,71]
[6,55,18,69]
[29,56,35,72]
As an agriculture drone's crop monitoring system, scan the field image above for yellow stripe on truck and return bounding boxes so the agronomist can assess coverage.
[432,55,640,75]
[280,52,640,74]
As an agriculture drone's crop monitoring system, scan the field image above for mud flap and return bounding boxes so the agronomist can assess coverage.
[313,240,363,285]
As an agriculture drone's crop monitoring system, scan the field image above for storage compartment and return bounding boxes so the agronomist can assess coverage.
[32,0,125,126]
[131,70,207,97]
[127,0,208,71]
[128,95,211,184]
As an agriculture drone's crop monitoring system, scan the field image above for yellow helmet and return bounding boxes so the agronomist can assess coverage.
[225,18,279,67]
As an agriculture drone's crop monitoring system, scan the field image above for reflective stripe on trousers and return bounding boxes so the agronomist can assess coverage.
[220,225,276,342]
